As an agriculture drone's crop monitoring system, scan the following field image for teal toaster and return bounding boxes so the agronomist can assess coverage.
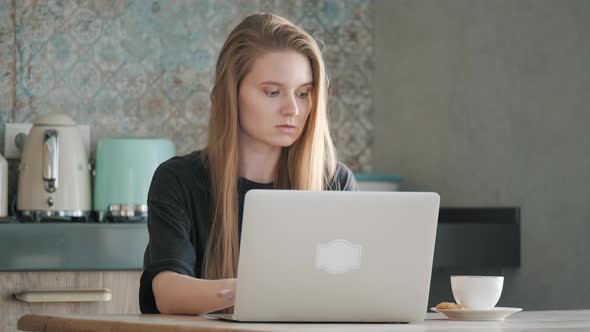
[93,138,175,220]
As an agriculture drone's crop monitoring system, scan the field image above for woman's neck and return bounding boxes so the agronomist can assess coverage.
[238,142,281,184]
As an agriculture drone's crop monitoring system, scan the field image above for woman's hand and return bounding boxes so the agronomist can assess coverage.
[216,278,237,304]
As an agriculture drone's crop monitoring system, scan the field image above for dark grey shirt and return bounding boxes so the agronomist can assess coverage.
[139,150,358,313]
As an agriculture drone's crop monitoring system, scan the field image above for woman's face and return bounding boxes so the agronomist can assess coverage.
[238,50,313,150]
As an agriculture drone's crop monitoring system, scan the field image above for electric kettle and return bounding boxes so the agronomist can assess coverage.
[17,113,91,221]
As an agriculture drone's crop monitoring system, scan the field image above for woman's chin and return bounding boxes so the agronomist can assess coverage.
[275,142,296,148]
[270,139,298,148]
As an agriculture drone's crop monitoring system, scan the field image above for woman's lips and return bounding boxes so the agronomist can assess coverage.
[277,125,296,133]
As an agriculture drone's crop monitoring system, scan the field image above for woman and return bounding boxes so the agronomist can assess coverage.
[140,13,358,315]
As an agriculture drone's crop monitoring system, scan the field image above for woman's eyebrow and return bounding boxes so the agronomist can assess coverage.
[260,81,313,87]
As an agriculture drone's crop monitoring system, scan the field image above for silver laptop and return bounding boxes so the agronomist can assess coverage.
[206,190,440,323]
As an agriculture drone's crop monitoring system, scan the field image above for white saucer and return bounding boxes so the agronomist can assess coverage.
[430,307,523,321]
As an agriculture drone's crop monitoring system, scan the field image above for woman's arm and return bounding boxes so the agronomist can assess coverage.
[152,271,236,315]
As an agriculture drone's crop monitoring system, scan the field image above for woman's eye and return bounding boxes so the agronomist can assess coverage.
[298,91,311,98]
[266,90,280,97]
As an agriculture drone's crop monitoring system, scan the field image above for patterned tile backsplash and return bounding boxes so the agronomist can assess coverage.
[0,0,373,173]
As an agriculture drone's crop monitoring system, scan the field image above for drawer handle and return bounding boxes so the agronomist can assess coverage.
[15,288,112,303]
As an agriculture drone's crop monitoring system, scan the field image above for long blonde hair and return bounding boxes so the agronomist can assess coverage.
[203,13,337,281]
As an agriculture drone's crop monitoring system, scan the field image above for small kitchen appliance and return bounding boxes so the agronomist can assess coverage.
[17,113,91,221]
[93,138,175,222]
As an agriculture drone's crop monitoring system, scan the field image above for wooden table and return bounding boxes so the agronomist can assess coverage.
[17,310,590,332]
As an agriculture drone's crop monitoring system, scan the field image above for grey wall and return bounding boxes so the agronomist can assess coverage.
[374,0,590,310]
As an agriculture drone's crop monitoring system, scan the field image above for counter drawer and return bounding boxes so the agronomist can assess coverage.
[0,271,141,332]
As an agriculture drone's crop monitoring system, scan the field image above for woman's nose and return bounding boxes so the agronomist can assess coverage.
[281,95,300,117]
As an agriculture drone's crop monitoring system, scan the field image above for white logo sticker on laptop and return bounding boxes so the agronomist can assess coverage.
[315,240,362,274]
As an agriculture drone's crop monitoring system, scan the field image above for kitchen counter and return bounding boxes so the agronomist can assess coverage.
[0,207,519,271]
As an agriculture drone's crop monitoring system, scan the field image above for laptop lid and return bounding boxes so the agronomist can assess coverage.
[233,190,440,322]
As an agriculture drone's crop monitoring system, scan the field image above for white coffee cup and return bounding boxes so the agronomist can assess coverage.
[451,275,504,310]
